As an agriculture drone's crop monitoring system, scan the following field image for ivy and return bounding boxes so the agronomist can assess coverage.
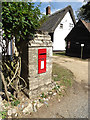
[2,2,42,52]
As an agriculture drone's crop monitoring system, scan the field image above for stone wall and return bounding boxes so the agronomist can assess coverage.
[22,31,53,98]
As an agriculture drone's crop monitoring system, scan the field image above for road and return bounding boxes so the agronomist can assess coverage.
[53,56,88,85]
[29,55,88,118]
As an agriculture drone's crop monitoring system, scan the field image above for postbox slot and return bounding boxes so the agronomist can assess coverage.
[39,53,46,55]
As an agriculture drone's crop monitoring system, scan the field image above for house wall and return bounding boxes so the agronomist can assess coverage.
[53,12,74,51]
[0,29,15,56]
[7,39,15,55]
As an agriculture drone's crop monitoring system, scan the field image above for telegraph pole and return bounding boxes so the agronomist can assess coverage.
[81,44,84,59]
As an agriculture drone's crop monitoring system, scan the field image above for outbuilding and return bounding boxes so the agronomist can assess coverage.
[65,19,90,59]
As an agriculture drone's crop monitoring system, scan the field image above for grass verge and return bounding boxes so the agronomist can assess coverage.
[52,62,74,87]
[53,51,66,57]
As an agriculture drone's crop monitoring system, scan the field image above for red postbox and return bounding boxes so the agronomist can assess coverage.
[38,49,46,74]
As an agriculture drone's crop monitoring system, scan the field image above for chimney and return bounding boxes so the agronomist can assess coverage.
[46,6,51,15]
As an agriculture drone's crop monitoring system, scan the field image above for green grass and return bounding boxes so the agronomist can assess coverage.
[53,51,66,57]
[52,62,74,87]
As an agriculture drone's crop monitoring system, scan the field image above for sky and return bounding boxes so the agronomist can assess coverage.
[33,0,84,2]
[34,0,86,20]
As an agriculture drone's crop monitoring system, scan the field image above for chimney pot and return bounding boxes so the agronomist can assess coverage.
[46,6,51,15]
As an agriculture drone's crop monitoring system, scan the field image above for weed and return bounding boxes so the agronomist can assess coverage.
[39,99,44,103]
[11,100,20,106]
[10,94,20,106]
[4,103,9,107]
[40,93,47,98]
[54,86,58,90]
[41,93,44,98]
[0,110,7,119]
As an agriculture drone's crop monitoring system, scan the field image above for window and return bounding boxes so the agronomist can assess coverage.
[76,42,79,44]
[68,41,70,49]
[69,23,73,29]
[60,23,63,29]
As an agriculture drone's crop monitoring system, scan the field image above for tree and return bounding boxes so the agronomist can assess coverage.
[2,2,41,53]
[1,2,42,100]
[77,2,90,22]
[39,14,48,26]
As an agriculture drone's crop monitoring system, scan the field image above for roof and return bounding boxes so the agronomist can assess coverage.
[39,5,76,33]
[65,19,90,42]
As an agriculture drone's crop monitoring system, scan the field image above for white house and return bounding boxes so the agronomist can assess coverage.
[39,5,76,51]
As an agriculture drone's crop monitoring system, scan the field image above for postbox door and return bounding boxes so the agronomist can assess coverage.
[38,49,46,74]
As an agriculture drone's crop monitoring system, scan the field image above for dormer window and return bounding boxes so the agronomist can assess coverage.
[60,23,63,29]
[69,23,73,29]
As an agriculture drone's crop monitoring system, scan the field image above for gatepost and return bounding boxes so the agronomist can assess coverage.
[21,30,53,98]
